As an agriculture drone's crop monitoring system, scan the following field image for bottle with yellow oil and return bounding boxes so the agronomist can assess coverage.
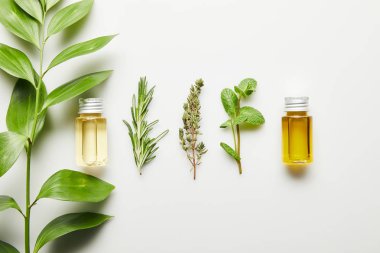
[76,98,107,167]
[282,97,312,165]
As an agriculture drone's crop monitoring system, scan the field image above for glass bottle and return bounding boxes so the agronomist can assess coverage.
[282,97,313,164]
[76,98,107,167]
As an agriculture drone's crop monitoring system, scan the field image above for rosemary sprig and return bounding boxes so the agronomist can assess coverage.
[179,79,207,180]
[123,77,169,175]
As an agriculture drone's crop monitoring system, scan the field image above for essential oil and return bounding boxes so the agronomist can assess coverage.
[76,98,107,167]
[282,97,313,164]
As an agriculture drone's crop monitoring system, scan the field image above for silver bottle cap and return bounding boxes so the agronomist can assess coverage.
[284,97,309,111]
[79,98,103,114]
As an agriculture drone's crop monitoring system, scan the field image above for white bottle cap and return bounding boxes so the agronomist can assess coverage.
[79,98,103,114]
[284,97,309,111]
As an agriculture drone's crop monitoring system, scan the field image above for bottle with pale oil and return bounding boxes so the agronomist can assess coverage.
[282,97,313,165]
[76,98,108,167]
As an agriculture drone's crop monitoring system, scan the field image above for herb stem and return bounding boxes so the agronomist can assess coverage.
[236,125,242,174]
[192,150,196,180]
[231,124,237,151]
[25,139,32,253]
[25,13,46,253]
[191,130,196,180]
[236,96,242,174]
[31,14,45,141]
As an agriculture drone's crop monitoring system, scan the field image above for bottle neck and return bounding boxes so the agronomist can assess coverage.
[286,111,308,116]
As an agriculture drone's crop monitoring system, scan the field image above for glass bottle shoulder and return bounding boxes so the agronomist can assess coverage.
[282,111,311,119]
[76,113,106,121]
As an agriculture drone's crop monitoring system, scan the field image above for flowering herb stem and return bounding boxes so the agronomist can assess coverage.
[179,79,207,180]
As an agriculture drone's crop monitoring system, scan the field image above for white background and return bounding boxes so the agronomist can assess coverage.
[1,0,380,252]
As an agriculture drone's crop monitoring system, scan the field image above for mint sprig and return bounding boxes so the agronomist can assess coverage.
[220,78,265,174]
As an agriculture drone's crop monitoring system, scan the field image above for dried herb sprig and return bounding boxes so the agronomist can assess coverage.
[123,77,168,175]
[179,79,207,180]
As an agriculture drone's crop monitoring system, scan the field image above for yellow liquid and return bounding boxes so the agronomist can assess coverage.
[76,113,107,167]
[282,112,312,164]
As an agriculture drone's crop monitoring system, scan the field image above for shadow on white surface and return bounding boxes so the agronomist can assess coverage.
[50,225,105,253]
[286,164,310,179]
[49,199,114,253]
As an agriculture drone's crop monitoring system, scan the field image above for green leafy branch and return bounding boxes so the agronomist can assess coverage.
[179,79,207,180]
[220,78,265,174]
[123,77,169,175]
[0,0,115,252]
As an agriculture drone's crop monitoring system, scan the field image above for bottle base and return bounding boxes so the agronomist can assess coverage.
[77,160,107,168]
[283,159,312,165]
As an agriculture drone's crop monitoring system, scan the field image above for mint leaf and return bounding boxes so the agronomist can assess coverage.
[220,119,232,128]
[220,142,240,161]
[235,106,265,126]
[234,78,257,98]
[221,88,238,118]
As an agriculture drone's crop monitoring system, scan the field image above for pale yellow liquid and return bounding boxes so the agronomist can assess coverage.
[76,113,107,167]
[282,112,312,164]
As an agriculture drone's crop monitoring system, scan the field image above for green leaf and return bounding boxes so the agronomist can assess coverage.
[47,35,116,71]
[0,241,20,253]
[0,0,40,48]
[221,88,238,118]
[7,79,47,140]
[0,196,22,213]
[220,142,240,161]
[42,70,112,110]
[39,0,46,10]
[0,43,36,86]
[0,132,27,177]
[37,169,114,202]
[14,0,43,23]
[34,212,111,253]
[220,119,232,128]
[47,0,93,37]
[221,107,265,127]
[46,0,61,11]
[235,106,265,126]
[234,78,257,98]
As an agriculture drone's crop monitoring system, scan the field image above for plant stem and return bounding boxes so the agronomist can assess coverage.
[236,125,242,174]
[231,124,242,174]
[192,150,196,180]
[30,38,45,140]
[231,125,237,151]
[25,140,32,253]
[191,128,196,180]
[192,142,196,180]
[25,13,46,253]
[236,96,242,174]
